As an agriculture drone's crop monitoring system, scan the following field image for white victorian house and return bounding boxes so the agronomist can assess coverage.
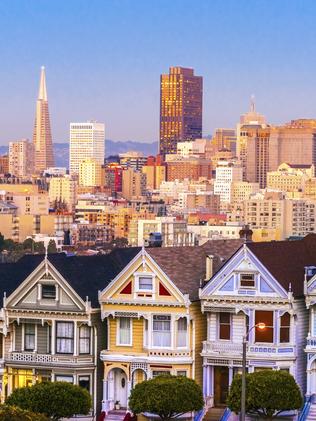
[199,234,315,408]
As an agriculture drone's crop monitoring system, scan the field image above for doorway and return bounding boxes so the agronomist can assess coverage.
[214,366,229,406]
[113,368,128,408]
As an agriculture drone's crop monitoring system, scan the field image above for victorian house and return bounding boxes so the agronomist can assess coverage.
[98,240,242,413]
[0,249,137,415]
[199,235,316,408]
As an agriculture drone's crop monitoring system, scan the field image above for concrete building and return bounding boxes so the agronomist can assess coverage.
[0,155,9,175]
[231,181,260,204]
[33,67,54,173]
[119,151,147,170]
[214,160,243,204]
[9,139,34,177]
[79,158,103,187]
[165,155,212,181]
[122,168,147,200]
[141,155,165,190]
[3,190,49,216]
[49,176,77,210]
[267,162,314,192]
[69,121,105,176]
[212,128,236,153]
[160,67,203,156]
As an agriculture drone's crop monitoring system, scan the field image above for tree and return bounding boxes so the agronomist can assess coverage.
[0,405,49,421]
[6,381,91,421]
[227,370,303,419]
[23,238,35,251]
[129,375,204,420]
[47,239,57,254]
[34,241,45,253]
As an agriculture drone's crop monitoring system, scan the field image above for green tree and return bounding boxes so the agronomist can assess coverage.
[227,370,303,419]
[3,239,16,251]
[0,404,49,421]
[34,242,45,253]
[6,381,91,421]
[47,239,57,254]
[129,375,204,420]
[23,238,35,251]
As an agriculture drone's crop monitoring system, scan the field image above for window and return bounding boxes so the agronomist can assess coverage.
[144,319,148,347]
[219,312,231,340]
[24,324,35,351]
[118,318,131,345]
[79,375,90,392]
[255,311,273,343]
[56,322,74,354]
[177,370,187,377]
[240,273,255,288]
[42,284,56,299]
[152,370,170,377]
[55,375,73,383]
[138,276,153,291]
[79,325,90,354]
[280,313,290,343]
[153,315,171,347]
[177,317,187,347]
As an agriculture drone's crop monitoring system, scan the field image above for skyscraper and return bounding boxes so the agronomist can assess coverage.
[159,67,203,157]
[69,121,105,176]
[33,66,54,173]
[9,139,34,177]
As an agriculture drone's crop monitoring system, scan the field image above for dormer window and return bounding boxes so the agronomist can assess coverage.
[137,276,153,292]
[42,284,56,299]
[240,273,255,289]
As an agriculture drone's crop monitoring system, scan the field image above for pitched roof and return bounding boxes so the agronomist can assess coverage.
[0,248,141,308]
[247,234,316,297]
[147,239,243,300]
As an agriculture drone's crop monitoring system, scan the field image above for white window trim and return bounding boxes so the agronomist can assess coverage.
[151,314,172,349]
[217,312,232,341]
[134,272,155,294]
[238,272,256,290]
[116,317,133,347]
[176,317,188,349]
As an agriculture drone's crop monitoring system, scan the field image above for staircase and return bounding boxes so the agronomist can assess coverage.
[306,403,316,421]
[106,410,127,421]
[204,407,225,421]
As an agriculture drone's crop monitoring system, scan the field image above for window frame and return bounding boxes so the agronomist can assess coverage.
[24,324,36,352]
[218,312,231,340]
[255,310,274,343]
[41,284,57,300]
[239,273,256,289]
[79,325,91,354]
[152,315,171,348]
[116,317,132,346]
[280,313,291,344]
[135,272,155,293]
[56,322,74,354]
[176,317,188,348]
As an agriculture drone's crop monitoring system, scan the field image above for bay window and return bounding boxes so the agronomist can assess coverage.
[177,317,187,347]
[56,322,74,354]
[219,312,231,340]
[153,315,171,347]
[24,324,35,351]
[118,317,131,345]
[79,325,90,354]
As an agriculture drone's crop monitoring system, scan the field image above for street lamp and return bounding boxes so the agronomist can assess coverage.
[240,322,266,421]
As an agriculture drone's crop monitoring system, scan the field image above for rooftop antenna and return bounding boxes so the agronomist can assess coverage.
[250,94,255,113]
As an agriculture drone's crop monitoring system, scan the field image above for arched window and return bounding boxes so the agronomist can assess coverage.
[280,313,290,343]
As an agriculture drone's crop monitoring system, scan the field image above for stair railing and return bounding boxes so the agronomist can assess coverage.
[298,396,312,421]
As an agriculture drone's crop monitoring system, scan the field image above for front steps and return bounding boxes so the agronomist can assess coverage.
[106,410,127,421]
[306,402,316,421]
[204,407,225,421]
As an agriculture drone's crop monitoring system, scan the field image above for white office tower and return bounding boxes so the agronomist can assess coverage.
[214,160,243,205]
[9,139,34,177]
[69,121,105,176]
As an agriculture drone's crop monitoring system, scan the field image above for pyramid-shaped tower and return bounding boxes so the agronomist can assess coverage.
[33,66,54,173]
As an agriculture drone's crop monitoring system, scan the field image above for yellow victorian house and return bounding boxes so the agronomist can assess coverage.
[99,239,242,413]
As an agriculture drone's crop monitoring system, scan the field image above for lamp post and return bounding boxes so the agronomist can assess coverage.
[240,322,266,421]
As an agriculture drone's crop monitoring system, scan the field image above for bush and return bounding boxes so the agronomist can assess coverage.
[6,381,92,420]
[0,404,49,421]
[129,375,204,420]
[227,370,303,419]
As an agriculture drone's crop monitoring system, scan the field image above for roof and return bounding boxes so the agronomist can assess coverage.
[247,234,316,297]
[147,239,244,300]
[0,248,141,308]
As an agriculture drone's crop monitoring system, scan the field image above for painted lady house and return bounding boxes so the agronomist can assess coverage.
[199,234,316,410]
[0,249,137,414]
[98,240,242,413]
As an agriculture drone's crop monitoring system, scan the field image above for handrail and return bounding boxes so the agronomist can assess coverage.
[298,396,312,421]
[219,408,231,421]
[193,409,205,421]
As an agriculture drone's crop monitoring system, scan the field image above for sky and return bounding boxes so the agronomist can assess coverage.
[1,0,316,145]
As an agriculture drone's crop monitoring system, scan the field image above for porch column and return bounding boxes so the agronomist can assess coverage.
[202,365,207,397]
[51,320,56,355]
[307,369,311,396]
[228,367,233,385]
[74,321,78,356]
[127,380,132,409]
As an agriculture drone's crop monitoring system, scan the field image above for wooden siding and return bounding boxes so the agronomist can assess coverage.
[109,318,144,354]
[294,298,308,394]
[190,301,206,387]
[14,324,22,351]
[37,324,49,354]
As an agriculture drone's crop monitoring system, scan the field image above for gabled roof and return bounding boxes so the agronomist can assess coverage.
[0,248,141,308]
[247,234,316,297]
[147,239,244,300]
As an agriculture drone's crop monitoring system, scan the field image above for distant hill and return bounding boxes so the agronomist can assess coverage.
[0,140,158,168]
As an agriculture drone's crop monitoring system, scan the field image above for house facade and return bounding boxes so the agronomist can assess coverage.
[99,240,243,413]
[199,236,316,407]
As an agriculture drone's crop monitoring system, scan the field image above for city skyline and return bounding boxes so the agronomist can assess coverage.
[1,0,316,146]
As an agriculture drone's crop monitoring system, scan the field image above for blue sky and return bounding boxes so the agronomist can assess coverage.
[0,0,316,144]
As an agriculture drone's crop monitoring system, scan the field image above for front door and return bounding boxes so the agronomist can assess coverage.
[214,366,229,406]
[114,369,128,408]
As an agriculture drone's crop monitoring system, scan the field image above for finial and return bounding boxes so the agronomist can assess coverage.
[44,239,49,275]
[250,94,255,113]
[289,282,292,292]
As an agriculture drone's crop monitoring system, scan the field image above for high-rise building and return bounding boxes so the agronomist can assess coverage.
[214,160,243,204]
[49,176,77,210]
[0,155,9,175]
[212,128,237,153]
[69,121,105,176]
[122,168,147,200]
[9,139,34,177]
[33,66,54,173]
[160,67,203,156]
[142,155,166,190]
[79,158,103,187]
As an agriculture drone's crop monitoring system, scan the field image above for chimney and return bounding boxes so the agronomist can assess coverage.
[205,255,214,280]
[239,224,253,242]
